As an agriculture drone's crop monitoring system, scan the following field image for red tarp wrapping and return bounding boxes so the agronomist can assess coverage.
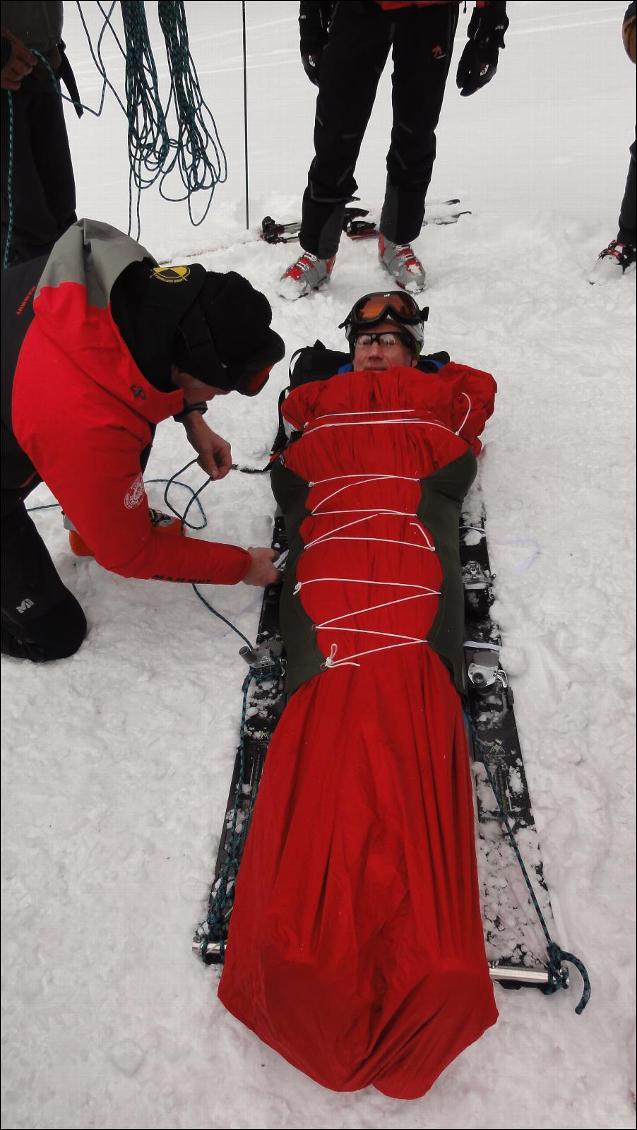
[219,363,499,1099]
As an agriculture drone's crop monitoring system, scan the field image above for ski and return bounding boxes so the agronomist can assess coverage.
[260,199,470,245]
[195,514,287,964]
[260,216,303,244]
[343,199,470,239]
[460,487,566,989]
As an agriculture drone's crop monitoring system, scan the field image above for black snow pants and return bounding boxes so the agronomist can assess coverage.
[1,458,153,665]
[1,250,84,661]
[1,495,88,662]
[300,0,459,258]
[617,131,636,246]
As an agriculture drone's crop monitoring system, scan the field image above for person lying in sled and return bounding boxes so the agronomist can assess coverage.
[217,290,499,1100]
[1,218,285,663]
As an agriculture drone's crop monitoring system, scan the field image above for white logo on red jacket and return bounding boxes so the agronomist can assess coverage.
[124,473,146,510]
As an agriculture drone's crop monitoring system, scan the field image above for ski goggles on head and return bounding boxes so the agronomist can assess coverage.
[339,291,429,351]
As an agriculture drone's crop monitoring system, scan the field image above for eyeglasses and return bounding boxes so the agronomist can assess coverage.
[352,331,412,348]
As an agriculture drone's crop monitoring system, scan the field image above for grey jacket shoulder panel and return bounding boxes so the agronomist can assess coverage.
[35,220,153,309]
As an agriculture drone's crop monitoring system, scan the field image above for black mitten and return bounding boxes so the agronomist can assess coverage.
[456,3,509,97]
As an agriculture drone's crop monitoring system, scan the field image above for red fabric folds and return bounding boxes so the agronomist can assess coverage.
[218,363,498,1098]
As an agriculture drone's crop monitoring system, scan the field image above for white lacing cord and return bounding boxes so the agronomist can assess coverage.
[309,473,419,510]
[309,473,419,487]
[294,577,429,593]
[454,392,472,436]
[319,588,440,628]
[303,418,457,439]
[312,409,416,421]
[325,637,430,669]
[303,513,436,553]
[312,507,416,518]
[291,470,441,668]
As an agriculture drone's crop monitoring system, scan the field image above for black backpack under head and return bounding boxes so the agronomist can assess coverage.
[289,340,450,388]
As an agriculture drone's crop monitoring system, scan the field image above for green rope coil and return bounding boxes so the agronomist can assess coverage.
[158,1,227,224]
[120,1,171,237]
[121,0,227,237]
[3,2,229,262]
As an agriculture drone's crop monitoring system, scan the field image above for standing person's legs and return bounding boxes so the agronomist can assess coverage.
[617,132,636,247]
[31,87,77,239]
[380,5,459,244]
[300,3,392,258]
[1,498,87,661]
[1,84,76,267]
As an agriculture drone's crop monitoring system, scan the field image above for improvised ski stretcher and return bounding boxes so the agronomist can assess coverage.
[197,333,590,1099]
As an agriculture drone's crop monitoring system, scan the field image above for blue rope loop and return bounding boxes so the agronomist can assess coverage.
[4,49,66,269]
[3,91,15,270]
[545,942,592,1015]
[475,733,591,1013]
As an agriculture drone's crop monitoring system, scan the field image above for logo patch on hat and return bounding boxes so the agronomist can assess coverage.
[151,265,191,284]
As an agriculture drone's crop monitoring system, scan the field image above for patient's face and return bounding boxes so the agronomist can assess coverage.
[352,321,416,371]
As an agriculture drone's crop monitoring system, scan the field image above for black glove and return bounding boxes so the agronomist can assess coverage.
[301,50,321,86]
[456,3,509,97]
[299,1,332,86]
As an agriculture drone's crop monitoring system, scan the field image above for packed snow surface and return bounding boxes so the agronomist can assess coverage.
[2,3,635,1128]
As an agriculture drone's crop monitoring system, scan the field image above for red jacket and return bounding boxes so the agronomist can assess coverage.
[7,221,250,585]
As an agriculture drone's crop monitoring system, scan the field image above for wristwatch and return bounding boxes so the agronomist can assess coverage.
[173,401,209,423]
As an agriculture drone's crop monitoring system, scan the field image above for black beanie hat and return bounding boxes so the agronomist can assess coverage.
[173,269,285,395]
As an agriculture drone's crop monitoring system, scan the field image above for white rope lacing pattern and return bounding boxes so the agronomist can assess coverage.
[302,417,457,440]
[284,396,474,669]
[298,398,474,441]
[303,512,436,553]
[294,470,440,670]
[312,408,416,421]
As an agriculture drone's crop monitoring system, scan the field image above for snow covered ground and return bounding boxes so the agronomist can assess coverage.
[1,2,635,1127]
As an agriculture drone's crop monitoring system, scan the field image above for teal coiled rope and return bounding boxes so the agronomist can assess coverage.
[3,1,228,265]
[121,0,227,237]
[157,1,227,223]
[120,1,171,238]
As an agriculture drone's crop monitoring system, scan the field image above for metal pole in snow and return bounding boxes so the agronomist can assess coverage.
[242,1,249,230]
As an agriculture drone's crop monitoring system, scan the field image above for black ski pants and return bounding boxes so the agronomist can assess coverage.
[617,131,636,246]
[1,79,77,267]
[1,443,153,663]
[300,1,459,258]
[1,496,87,662]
